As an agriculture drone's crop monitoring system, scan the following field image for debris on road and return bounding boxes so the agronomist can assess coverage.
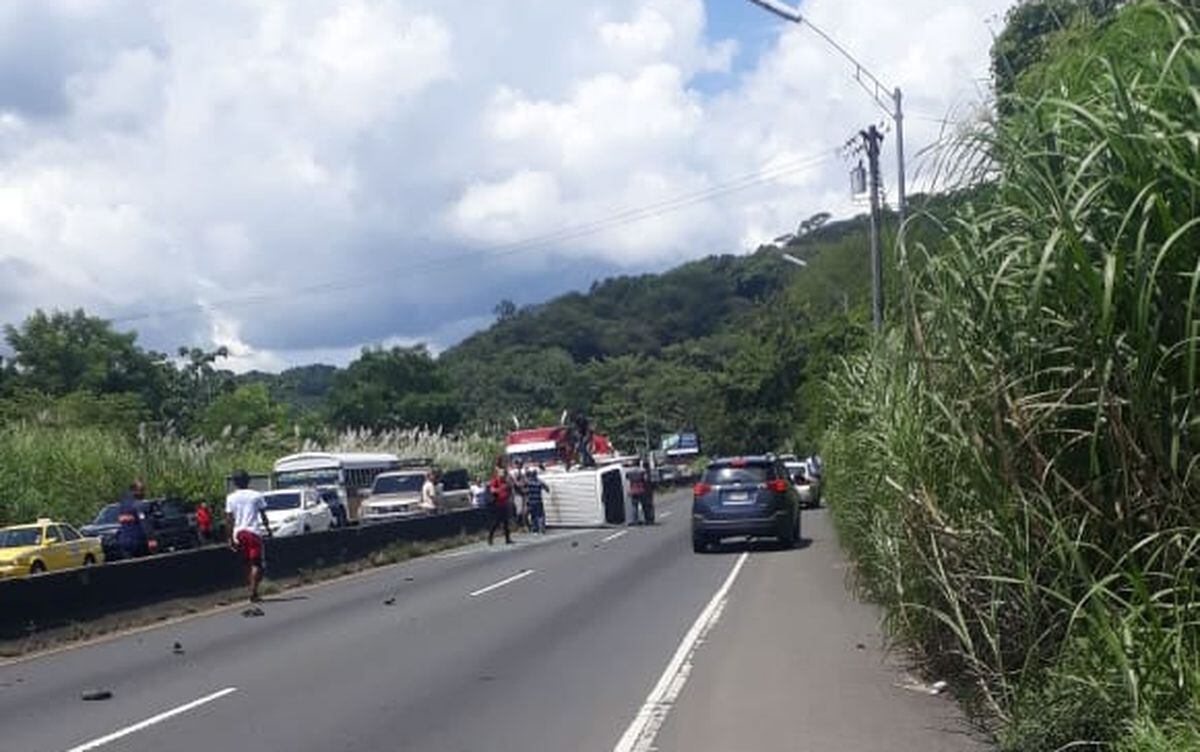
[895,675,948,696]
[383,596,397,606]
[172,641,185,655]
[81,689,113,701]
[241,606,265,618]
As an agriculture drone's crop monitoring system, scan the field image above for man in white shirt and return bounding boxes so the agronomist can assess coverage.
[225,469,272,603]
[420,470,440,513]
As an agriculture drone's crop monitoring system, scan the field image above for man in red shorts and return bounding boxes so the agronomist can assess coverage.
[225,469,272,603]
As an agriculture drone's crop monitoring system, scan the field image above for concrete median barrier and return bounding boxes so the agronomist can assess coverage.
[0,509,487,640]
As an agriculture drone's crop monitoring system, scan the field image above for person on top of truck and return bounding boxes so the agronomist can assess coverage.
[572,410,595,468]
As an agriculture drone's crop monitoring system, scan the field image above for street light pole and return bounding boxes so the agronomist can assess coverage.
[746,0,907,225]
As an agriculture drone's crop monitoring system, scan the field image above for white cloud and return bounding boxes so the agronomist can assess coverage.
[0,0,1013,368]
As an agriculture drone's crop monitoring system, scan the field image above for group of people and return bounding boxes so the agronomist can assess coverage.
[474,459,549,545]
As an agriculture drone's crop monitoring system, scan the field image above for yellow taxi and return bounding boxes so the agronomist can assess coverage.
[0,519,104,578]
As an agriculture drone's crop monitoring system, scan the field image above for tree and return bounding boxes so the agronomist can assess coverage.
[199,383,285,440]
[326,345,461,431]
[158,346,233,430]
[991,0,1124,99]
[493,299,518,322]
[3,309,170,411]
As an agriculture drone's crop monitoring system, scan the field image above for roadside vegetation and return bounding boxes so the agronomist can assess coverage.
[824,2,1200,748]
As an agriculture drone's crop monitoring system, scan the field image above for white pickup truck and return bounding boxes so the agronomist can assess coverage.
[358,467,473,524]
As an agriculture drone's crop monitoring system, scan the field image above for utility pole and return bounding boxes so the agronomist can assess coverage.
[746,0,907,226]
[862,125,884,332]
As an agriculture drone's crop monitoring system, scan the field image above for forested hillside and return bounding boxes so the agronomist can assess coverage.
[440,213,876,454]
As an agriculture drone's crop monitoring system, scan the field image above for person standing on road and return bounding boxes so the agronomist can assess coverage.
[509,459,528,530]
[487,465,513,545]
[225,469,272,603]
[115,480,149,560]
[420,469,440,514]
[524,468,549,535]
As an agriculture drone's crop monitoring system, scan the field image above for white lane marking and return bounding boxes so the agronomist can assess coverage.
[468,569,536,597]
[64,687,238,752]
[658,511,673,520]
[600,530,629,543]
[613,552,750,752]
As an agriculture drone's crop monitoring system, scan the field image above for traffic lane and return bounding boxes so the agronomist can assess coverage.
[652,508,989,751]
[0,502,679,752]
[102,496,730,752]
[1,494,698,752]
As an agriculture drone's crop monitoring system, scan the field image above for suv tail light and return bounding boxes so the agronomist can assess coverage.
[693,482,712,497]
[766,479,788,494]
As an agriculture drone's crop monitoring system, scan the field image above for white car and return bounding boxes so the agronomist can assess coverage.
[784,461,821,509]
[261,488,334,537]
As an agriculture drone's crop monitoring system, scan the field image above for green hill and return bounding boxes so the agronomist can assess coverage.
[441,212,882,454]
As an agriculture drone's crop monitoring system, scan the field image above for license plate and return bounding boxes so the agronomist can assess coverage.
[724,491,750,503]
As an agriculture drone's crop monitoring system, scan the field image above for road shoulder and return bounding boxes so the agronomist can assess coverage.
[651,508,990,751]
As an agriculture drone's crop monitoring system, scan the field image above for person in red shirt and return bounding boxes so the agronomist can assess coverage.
[487,464,513,545]
[195,502,213,543]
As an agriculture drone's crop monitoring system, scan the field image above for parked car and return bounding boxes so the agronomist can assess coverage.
[359,468,471,523]
[691,455,801,552]
[784,461,821,509]
[359,471,428,523]
[0,519,104,577]
[81,498,200,559]
[261,489,334,537]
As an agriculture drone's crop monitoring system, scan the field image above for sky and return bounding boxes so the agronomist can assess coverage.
[0,0,1014,372]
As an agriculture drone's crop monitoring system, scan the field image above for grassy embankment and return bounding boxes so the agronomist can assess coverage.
[822,3,1200,749]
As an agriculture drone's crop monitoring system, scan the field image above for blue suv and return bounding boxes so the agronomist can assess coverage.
[691,456,801,552]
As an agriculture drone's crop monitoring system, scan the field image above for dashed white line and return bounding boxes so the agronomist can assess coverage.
[612,552,750,752]
[468,569,536,597]
[600,529,629,543]
[658,511,673,520]
[64,687,238,752]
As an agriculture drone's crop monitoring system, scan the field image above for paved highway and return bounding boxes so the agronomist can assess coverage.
[0,491,987,751]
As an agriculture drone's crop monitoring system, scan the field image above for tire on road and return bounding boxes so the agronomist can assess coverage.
[83,554,96,566]
[778,516,798,549]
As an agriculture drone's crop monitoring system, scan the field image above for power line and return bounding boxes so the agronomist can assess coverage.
[111,148,839,324]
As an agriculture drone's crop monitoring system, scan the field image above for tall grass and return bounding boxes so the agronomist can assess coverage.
[824,3,1200,748]
[0,422,497,527]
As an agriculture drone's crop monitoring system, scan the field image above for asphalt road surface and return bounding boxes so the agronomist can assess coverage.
[0,491,988,752]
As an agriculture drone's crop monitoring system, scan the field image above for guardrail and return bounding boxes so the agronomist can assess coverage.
[0,509,487,640]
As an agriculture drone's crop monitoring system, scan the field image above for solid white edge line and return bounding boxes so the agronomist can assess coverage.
[468,569,536,597]
[600,530,629,543]
[612,552,750,752]
[65,687,238,752]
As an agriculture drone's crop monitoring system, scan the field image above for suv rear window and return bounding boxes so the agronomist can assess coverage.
[441,469,469,491]
[703,465,768,485]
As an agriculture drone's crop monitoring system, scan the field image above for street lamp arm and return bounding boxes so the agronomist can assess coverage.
[747,0,895,116]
